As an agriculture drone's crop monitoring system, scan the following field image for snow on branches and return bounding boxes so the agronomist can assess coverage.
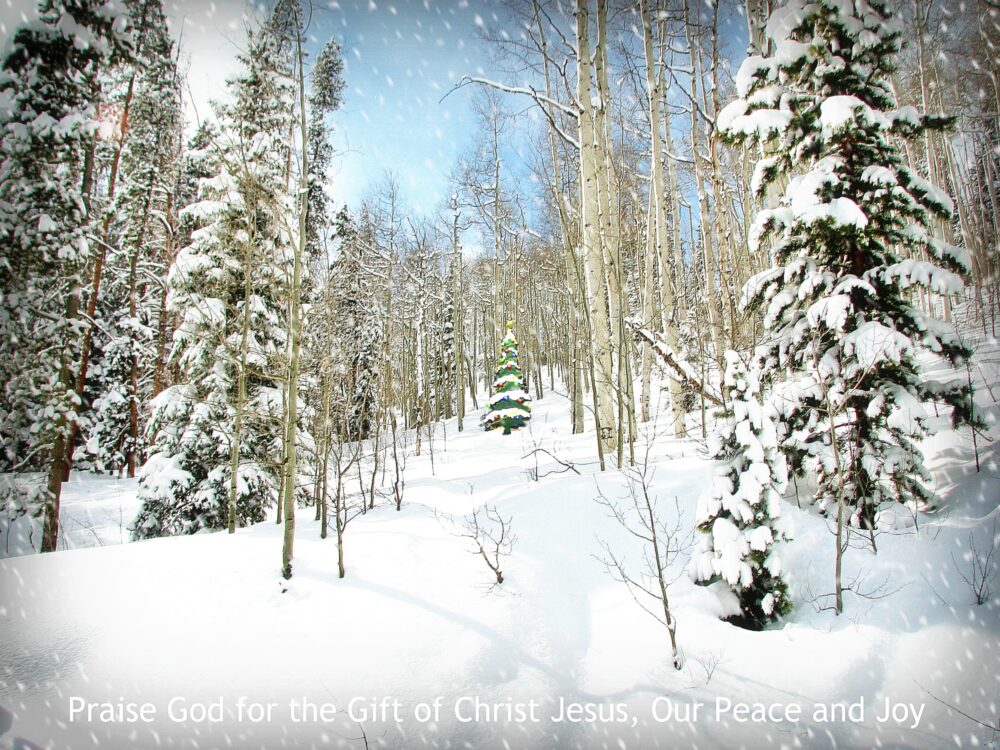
[692,352,791,629]
[719,0,976,536]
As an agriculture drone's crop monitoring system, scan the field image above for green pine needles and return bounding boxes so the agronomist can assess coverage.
[483,321,532,435]
[719,0,975,529]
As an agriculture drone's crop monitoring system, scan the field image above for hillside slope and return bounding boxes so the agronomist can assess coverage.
[1,337,998,750]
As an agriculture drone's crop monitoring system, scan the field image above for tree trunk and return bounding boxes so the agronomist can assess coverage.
[533,0,584,432]
[63,71,139,480]
[282,19,309,579]
[685,0,724,365]
[576,0,615,459]
[41,288,82,552]
[452,197,465,431]
[642,0,686,436]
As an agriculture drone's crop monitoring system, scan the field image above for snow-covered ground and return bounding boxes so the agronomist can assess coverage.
[1,329,998,750]
[1,472,139,557]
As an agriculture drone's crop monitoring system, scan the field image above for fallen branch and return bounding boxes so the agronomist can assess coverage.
[627,320,723,407]
[915,679,1000,736]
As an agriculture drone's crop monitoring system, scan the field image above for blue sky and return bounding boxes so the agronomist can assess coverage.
[307,0,497,213]
[0,0,749,230]
[1,0,497,214]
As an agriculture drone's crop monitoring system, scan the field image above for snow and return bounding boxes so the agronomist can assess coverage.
[765,2,808,48]
[799,196,868,229]
[906,170,956,215]
[716,98,748,133]
[1,472,140,556]
[881,259,965,296]
[806,293,852,331]
[856,29,880,49]
[746,84,784,109]
[138,452,194,498]
[885,384,928,434]
[733,55,775,98]
[902,224,973,271]
[794,86,897,144]
[843,320,914,370]
[1,317,998,748]
[784,162,869,230]
[746,209,791,255]
[819,94,868,135]
[709,516,752,586]
[493,373,522,387]
[717,100,791,140]
[750,155,779,197]
[774,38,811,66]
[748,525,773,552]
[861,164,898,186]
[488,388,528,404]
[891,105,922,129]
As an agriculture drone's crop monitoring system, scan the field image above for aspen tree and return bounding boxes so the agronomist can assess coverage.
[640,0,686,436]
[576,0,616,458]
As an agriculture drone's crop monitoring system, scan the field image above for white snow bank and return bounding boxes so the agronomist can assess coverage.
[1,330,998,749]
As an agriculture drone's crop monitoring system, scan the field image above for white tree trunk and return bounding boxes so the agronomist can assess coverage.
[576,0,616,457]
[642,0,686,436]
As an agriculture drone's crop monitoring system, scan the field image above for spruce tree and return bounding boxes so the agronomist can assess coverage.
[692,352,791,629]
[132,10,296,539]
[304,40,344,262]
[483,322,531,435]
[0,0,133,551]
[329,207,383,441]
[80,0,183,477]
[719,0,975,533]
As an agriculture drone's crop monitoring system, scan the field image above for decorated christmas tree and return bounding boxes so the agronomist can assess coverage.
[483,322,531,435]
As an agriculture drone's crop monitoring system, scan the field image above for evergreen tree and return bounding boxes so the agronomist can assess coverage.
[691,352,791,629]
[330,207,383,441]
[80,316,144,476]
[719,0,976,531]
[483,322,531,435]
[0,0,133,551]
[132,10,296,539]
[304,40,344,263]
[80,0,183,477]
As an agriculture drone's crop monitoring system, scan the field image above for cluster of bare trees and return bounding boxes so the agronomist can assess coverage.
[429,0,1000,466]
[245,0,1000,581]
[9,0,996,583]
[895,0,1000,329]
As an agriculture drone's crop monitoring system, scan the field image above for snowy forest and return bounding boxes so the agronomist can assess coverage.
[1,0,999,747]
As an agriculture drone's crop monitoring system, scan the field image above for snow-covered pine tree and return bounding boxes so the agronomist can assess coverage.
[718,0,975,536]
[298,37,345,533]
[0,0,133,551]
[483,321,531,435]
[79,0,183,477]
[131,8,296,539]
[300,39,350,444]
[150,120,214,395]
[692,351,790,629]
[330,207,383,441]
[304,40,344,263]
